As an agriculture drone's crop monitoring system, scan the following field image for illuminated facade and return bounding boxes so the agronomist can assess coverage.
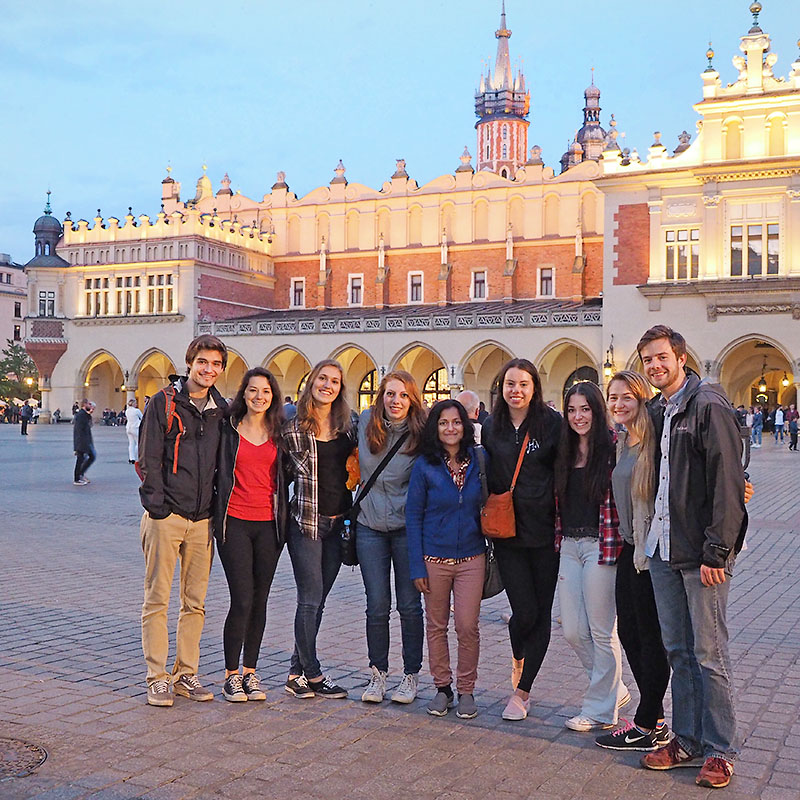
[23,3,799,419]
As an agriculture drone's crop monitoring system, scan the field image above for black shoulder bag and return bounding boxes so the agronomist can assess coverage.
[475,445,504,599]
[338,431,409,567]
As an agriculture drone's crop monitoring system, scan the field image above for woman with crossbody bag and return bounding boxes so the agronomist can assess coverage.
[356,371,427,704]
[481,358,562,721]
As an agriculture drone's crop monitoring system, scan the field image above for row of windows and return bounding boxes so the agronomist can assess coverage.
[82,273,176,317]
[288,267,556,308]
[662,223,780,281]
[69,243,195,265]
[723,115,788,160]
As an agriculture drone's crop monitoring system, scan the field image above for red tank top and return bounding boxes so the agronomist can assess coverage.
[227,436,278,521]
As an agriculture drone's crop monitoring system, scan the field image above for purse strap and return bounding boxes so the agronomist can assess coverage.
[509,432,530,493]
[351,431,410,514]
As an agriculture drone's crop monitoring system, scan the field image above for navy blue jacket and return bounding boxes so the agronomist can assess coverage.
[405,447,486,581]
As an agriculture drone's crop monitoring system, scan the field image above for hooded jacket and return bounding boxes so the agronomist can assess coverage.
[138,376,226,521]
[213,416,289,545]
[648,373,747,570]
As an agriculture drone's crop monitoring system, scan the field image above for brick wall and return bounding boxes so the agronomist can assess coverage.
[613,203,650,285]
[197,273,275,321]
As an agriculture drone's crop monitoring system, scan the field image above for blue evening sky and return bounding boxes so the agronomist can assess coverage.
[0,0,796,262]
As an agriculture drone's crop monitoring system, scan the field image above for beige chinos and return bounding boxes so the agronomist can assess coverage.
[140,511,213,685]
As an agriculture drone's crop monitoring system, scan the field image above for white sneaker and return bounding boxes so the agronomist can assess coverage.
[361,666,387,703]
[565,714,614,732]
[390,673,418,704]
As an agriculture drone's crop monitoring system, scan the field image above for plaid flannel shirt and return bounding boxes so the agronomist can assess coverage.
[283,415,357,540]
[554,458,623,566]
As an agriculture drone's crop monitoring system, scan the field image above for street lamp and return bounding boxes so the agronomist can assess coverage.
[24,376,34,398]
[782,371,790,388]
[603,336,615,379]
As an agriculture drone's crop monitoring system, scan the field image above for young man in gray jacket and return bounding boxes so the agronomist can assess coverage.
[637,325,747,790]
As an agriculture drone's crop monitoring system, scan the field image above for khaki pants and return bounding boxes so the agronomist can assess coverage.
[140,511,213,685]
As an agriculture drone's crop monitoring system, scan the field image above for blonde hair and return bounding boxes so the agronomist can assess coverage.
[607,370,655,506]
[296,359,352,437]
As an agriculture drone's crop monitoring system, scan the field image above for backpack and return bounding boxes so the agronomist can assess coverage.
[134,386,185,480]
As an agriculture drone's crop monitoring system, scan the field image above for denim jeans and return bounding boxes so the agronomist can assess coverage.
[286,516,341,680]
[649,547,738,761]
[751,425,762,445]
[356,524,423,675]
[557,537,625,724]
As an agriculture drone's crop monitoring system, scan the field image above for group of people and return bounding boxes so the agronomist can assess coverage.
[135,325,748,791]
[740,403,798,449]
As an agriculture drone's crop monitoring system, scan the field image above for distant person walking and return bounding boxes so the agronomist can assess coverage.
[20,400,33,435]
[774,406,785,443]
[125,399,143,464]
[283,396,297,420]
[73,400,96,485]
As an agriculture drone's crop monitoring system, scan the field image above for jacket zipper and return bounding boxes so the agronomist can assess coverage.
[222,427,241,544]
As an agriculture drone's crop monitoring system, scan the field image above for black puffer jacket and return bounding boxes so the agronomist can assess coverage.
[213,417,289,545]
[648,373,748,570]
[138,377,226,521]
[73,408,94,451]
[481,406,562,548]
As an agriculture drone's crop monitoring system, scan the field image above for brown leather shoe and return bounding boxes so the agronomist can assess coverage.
[641,738,702,770]
[696,756,734,788]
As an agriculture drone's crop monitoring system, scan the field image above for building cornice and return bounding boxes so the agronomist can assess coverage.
[72,314,185,327]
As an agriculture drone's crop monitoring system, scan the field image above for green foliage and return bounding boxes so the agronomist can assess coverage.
[0,340,38,400]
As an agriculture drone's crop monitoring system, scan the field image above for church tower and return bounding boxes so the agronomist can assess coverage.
[475,2,530,178]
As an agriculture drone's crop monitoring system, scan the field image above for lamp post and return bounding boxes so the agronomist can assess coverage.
[24,376,34,399]
[603,336,615,382]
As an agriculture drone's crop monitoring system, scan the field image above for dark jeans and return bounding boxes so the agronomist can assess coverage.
[74,446,96,482]
[218,517,282,671]
[495,542,560,693]
[615,541,670,729]
[790,432,798,450]
[21,418,29,435]
[356,524,423,675]
[287,516,341,680]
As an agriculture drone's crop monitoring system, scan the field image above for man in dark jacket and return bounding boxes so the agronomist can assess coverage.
[138,334,228,707]
[637,325,746,790]
[72,400,95,485]
[20,400,33,435]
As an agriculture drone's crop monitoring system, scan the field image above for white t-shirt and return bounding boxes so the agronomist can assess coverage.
[125,406,143,431]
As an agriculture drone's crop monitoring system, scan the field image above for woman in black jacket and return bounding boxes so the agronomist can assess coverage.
[481,358,562,721]
[213,367,287,702]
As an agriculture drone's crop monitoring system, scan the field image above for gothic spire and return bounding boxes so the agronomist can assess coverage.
[492,0,513,90]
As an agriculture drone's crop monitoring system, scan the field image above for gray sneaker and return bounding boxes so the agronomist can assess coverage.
[456,693,478,719]
[361,666,387,703]
[426,690,455,717]
[173,674,213,701]
[390,672,418,704]
[146,679,174,707]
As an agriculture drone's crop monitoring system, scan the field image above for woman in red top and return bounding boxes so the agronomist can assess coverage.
[214,367,287,702]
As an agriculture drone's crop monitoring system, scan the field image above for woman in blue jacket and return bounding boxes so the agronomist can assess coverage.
[406,399,486,720]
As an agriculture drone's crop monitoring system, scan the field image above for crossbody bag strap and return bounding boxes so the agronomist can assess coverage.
[475,446,488,506]
[351,431,410,512]
[509,432,530,493]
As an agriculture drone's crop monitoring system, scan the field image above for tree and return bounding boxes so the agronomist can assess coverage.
[0,340,39,400]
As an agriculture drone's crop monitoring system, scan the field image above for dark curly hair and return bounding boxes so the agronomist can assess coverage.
[420,399,475,464]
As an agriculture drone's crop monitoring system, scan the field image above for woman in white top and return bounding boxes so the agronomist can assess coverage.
[125,399,143,464]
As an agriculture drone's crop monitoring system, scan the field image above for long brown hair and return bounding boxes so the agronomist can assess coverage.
[228,367,284,437]
[365,370,427,454]
[607,370,655,506]
[296,359,352,437]
[491,357,549,441]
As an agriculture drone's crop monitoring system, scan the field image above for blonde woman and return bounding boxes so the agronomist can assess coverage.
[283,360,357,699]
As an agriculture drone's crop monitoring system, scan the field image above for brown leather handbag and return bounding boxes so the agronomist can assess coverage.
[480,432,529,539]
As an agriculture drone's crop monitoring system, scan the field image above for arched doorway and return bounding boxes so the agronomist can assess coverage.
[134,349,176,406]
[81,351,125,413]
[393,345,447,405]
[358,369,378,412]
[264,348,311,403]
[461,342,513,410]
[719,339,795,409]
[331,345,377,411]
[423,367,451,407]
[536,341,598,406]
[215,351,249,401]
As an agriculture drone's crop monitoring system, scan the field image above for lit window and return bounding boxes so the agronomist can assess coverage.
[539,267,554,297]
[472,271,487,300]
[13,325,21,341]
[730,223,778,276]
[665,228,699,280]
[423,367,450,406]
[409,272,423,303]
[358,370,377,411]
[291,278,305,308]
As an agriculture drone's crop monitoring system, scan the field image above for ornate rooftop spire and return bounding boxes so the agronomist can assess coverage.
[44,190,52,215]
[492,0,513,90]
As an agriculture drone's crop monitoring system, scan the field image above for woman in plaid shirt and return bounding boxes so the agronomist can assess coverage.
[283,359,357,700]
[554,381,626,733]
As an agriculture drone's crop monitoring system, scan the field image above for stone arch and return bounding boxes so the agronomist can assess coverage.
[717,336,795,408]
[391,343,447,401]
[262,346,312,402]
[79,349,125,413]
[623,343,702,379]
[766,112,787,157]
[132,348,177,406]
[214,349,249,400]
[534,339,599,405]
[460,341,514,409]
[723,117,744,161]
[328,343,378,410]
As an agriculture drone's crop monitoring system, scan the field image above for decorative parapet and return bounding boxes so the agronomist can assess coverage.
[73,314,185,327]
[195,305,601,337]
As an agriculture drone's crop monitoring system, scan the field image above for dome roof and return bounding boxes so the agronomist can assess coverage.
[584,84,601,99]
[33,213,62,235]
[577,123,607,143]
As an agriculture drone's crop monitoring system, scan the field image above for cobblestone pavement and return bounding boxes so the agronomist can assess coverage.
[1,423,799,799]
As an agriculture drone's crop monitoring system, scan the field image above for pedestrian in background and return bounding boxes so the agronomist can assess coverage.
[73,399,96,486]
[455,389,482,444]
[751,406,763,448]
[125,399,143,464]
[283,395,297,420]
[20,400,33,435]
[774,406,785,443]
[357,370,426,705]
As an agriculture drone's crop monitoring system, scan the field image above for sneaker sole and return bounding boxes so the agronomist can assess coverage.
[641,757,703,770]
[456,710,478,719]
[284,686,315,699]
[223,691,248,702]
[390,695,416,704]
[315,691,348,699]
[696,775,731,788]
[595,740,658,752]
[427,707,450,717]
[173,686,213,701]
[244,692,267,701]
[361,694,385,703]
[566,722,613,732]
[146,696,173,707]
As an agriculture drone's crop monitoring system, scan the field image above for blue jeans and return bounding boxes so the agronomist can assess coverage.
[649,548,738,761]
[751,425,762,445]
[286,516,341,680]
[356,524,423,675]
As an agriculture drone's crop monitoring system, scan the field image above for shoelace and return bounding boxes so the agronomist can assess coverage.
[321,676,337,690]
[294,675,310,689]
[610,718,635,736]
[151,680,170,693]
[228,675,244,692]
[705,757,732,777]
[244,674,261,688]
[181,674,201,689]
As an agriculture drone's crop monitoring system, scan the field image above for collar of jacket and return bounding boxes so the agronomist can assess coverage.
[381,414,409,434]
[169,375,225,411]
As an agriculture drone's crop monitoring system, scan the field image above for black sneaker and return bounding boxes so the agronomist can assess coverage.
[595,720,660,751]
[653,721,672,747]
[223,674,247,703]
[310,675,348,699]
[242,672,266,701]
[285,675,315,699]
